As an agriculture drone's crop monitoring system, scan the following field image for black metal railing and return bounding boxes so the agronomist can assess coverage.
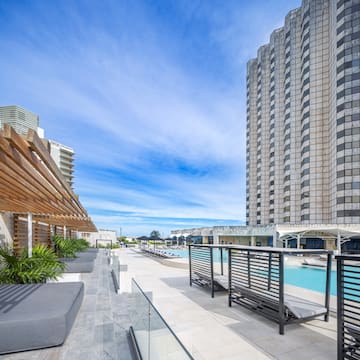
[189,245,215,297]
[229,248,281,308]
[336,254,360,360]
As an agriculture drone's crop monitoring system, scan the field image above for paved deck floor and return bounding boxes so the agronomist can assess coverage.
[1,250,134,360]
[119,248,337,360]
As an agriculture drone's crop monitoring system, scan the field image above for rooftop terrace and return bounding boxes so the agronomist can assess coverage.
[1,248,337,359]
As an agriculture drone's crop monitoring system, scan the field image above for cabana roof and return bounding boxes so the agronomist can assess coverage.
[0,124,96,232]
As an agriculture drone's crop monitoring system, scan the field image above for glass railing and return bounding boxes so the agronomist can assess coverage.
[129,278,193,360]
[110,253,120,293]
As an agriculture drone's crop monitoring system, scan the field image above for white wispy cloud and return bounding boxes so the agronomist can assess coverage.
[0,0,299,235]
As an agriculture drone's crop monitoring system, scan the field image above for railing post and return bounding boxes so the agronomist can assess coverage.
[337,257,343,360]
[247,250,251,288]
[279,253,285,335]
[189,245,192,286]
[210,247,214,298]
[228,249,232,307]
[220,247,224,276]
[268,252,272,291]
[324,252,332,322]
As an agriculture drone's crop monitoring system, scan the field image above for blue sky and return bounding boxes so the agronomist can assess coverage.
[0,0,300,236]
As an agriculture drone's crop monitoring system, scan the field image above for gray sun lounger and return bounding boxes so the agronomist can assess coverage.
[59,258,94,273]
[0,282,84,354]
[75,251,98,260]
[232,285,327,322]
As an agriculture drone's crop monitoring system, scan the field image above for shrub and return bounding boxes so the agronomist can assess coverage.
[53,236,91,258]
[0,245,65,284]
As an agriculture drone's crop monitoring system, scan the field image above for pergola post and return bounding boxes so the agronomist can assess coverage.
[63,225,66,239]
[27,213,33,257]
[337,229,341,254]
[297,234,301,249]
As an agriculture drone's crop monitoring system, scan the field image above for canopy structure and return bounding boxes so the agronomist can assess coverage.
[0,124,96,236]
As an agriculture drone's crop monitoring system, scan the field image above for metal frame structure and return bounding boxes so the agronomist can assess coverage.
[189,245,226,298]
[336,254,360,360]
[189,244,332,335]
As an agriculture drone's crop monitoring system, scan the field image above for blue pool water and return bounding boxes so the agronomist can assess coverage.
[165,248,337,296]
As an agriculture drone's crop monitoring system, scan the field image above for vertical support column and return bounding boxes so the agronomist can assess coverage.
[210,247,214,298]
[324,252,332,322]
[337,230,341,254]
[279,253,285,335]
[203,236,208,244]
[337,256,344,360]
[63,225,66,239]
[228,249,232,307]
[297,234,301,249]
[189,245,192,286]
[220,247,224,275]
[27,213,33,258]
[251,236,256,246]
[213,234,219,245]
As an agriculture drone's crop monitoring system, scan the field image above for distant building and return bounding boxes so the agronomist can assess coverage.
[246,0,360,226]
[0,105,39,135]
[78,229,117,247]
[0,105,75,189]
[47,140,75,189]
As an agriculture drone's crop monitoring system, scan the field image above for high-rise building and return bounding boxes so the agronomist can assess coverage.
[0,105,39,135]
[47,140,75,189]
[246,0,360,226]
[0,105,75,189]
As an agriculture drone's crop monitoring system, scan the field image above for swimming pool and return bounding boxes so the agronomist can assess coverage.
[164,248,337,296]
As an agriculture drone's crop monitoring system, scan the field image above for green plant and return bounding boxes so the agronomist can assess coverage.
[53,235,76,258]
[53,236,91,257]
[0,245,65,284]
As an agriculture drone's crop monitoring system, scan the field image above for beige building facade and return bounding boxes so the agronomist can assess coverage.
[0,105,39,135]
[246,0,360,226]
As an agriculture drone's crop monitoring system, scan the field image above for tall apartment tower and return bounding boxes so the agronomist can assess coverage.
[0,105,39,135]
[246,0,360,226]
[47,140,75,189]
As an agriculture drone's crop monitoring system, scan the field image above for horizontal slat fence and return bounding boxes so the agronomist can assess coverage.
[189,245,215,297]
[337,255,360,360]
[229,249,283,323]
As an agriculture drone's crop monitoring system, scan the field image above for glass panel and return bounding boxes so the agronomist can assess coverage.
[130,279,193,359]
[111,254,120,292]
[130,281,150,360]
[149,304,189,359]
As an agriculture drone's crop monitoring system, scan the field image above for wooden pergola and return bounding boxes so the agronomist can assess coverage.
[0,124,96,254]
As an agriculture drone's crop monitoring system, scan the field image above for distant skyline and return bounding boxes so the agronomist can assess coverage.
[0,0,300,236]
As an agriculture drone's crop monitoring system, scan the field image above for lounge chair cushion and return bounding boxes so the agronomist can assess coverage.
[0,282,84,354]
[60,259,94,273]
[284,294,327,319]
[75,251,97,260]
[214,275,229,290]
[234,286,326,319]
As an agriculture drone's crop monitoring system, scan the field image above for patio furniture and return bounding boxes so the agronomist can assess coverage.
[0,282,84,354]
[188,244,332,334]
[228,246,332,335]
[59,257,94,273]
[189,245,227,297]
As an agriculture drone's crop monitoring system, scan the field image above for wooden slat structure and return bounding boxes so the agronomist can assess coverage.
[0,124,96,253]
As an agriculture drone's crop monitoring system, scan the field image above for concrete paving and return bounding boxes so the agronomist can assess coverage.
[0,248,337,360]
[118,248,337,360]
[1,250,134,360]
